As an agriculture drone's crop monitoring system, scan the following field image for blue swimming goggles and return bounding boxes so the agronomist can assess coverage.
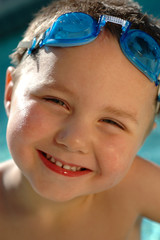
[18,12,160,102]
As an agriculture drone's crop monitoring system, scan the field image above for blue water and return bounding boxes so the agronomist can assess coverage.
[141,218,160,240]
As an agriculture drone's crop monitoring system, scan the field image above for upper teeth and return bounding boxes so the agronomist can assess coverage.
[45,154,83,172]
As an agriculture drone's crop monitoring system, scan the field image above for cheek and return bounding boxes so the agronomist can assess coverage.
[6,99,57,153]
[6,99,62,175]
[97,135,139,185]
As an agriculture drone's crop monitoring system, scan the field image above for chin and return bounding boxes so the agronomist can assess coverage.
[29,181,82,203]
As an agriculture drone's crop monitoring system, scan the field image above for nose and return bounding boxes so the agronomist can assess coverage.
[55,118,90,154]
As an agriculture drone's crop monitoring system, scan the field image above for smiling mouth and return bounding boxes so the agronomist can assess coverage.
[38,151,91,177]
[42,151,87,172]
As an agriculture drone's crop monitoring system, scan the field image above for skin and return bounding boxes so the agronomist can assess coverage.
[1,31,160,240]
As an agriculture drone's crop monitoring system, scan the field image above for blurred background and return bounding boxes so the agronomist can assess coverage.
[0,0,160,239]
[1,0,160,162]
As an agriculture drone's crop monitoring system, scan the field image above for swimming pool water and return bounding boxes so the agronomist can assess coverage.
[141,218,160,240]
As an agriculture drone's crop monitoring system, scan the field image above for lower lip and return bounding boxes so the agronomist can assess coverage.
[38,151,92,177]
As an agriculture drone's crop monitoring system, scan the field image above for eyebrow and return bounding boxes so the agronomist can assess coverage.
[103,106,138,125]
[43,82,75,96]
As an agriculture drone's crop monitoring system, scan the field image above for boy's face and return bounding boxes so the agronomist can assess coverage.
[5,32,157,202]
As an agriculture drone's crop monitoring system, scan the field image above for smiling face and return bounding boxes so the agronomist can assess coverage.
[5,31,157,202]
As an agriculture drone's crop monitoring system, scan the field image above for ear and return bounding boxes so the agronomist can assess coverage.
[152,122,157,130]
[4,66,15,116]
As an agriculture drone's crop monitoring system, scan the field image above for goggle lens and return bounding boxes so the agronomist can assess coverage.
[120,30,160,84]
[45,12,99,45]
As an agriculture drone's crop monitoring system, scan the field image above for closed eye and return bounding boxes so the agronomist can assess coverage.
[44,97,69,109]
[101,119,124,130]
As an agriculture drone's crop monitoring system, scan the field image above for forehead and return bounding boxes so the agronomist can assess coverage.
[18,31,156,115]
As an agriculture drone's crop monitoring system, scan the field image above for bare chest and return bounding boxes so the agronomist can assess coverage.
[0,206,142,240]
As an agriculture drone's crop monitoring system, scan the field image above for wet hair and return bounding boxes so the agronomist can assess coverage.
[10,0,160,114]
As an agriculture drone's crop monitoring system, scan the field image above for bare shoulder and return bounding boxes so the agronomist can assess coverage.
[0,160,21,202]
[0,160,13,211]
[122,156,160,222]
[132,155,160,173]
[0,159,15,172]
[130,155,160,193]
[0,159,18,185]
[0,159,14,184]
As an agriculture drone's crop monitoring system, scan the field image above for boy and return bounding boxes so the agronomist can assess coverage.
[1,0,160,239]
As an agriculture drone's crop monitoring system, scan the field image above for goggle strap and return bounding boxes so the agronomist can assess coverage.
[17,41,32,49]
[17,33,45,55]
[103,15,130,31]
[157,80,160,102]
[155,77,160,112]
